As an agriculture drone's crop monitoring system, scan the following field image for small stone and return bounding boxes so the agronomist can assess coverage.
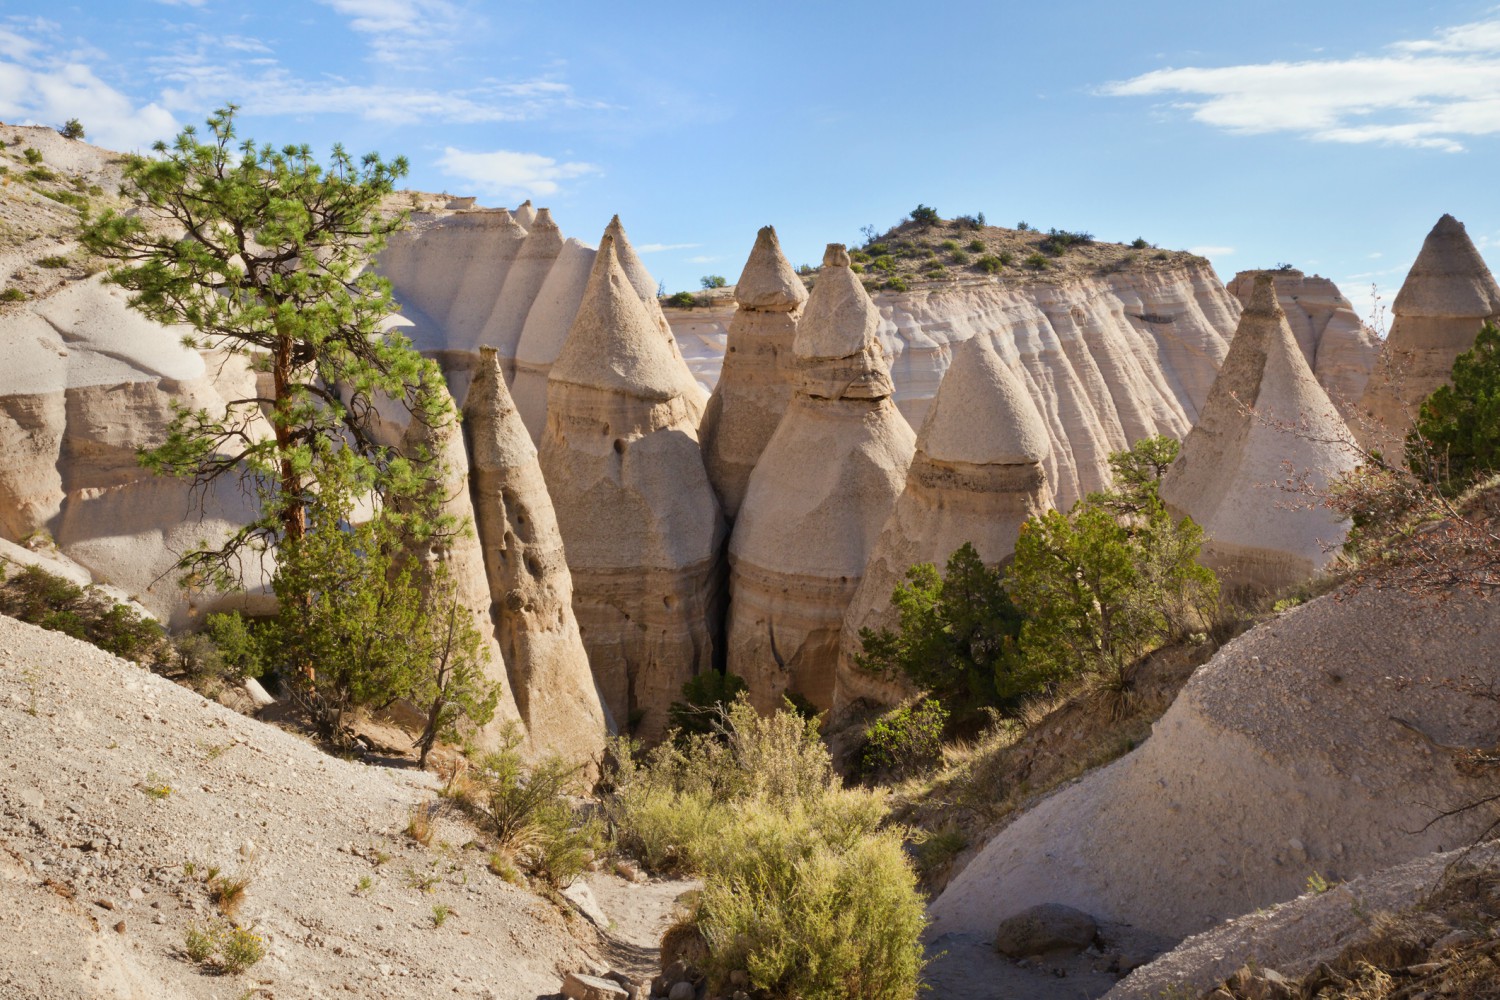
[668,983,695,1000]
[561,971,629,1000]
[994,903,1097,958]
[379,963,394,977]
[94,898,115,911]
[128,887,144,901]
[112,921,126,935]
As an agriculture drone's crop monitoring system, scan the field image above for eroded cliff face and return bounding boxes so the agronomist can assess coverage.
[672,263,1238,510]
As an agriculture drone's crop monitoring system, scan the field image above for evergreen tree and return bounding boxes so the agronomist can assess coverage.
[1407,321,1500,491]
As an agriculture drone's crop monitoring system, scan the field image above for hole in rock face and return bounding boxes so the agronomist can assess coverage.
[613,439,625,455]
[524,553,543,577]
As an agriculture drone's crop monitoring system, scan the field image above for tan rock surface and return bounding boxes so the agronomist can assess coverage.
[834,336,1053,712]
[476,207,566,370]
[465,347,611,764]
[1226,268,1381,416]
[1160,274,1357,591]
[399,392,526,740]
[929,577,1500,942]
[1356,214,1500,457]
[727,245,916,712]
[699,226,807,519]
[539,239,725,740]
[511,237,598,438]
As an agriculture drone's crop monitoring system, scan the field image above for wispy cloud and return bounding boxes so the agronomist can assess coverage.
[637,242,702,254]
[1189,245,1235,256]
[317,0,462,67]
[436,147,600,200]
[154,0,208,6]
[685,255,719,264]
[1101,14,1500,152]
[0,18,177,149]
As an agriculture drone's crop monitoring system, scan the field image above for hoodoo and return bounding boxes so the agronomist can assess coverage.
[834,336,1053,713]
[727,244,917,712]
[1160,273,1358,592]
[398,390,526,740]
[464,347,610,764]
[510,237,597,439]
[1226,268,1380,417]
[699,225,808,520]
[475,207,566,369]
[1356,214,1500,458]
[538,237,725,741]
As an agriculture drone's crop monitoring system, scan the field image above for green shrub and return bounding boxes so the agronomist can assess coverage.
[0,564,168,666]
[998,250,1016,266]
[59,119,85,140]
[1,288,26,302]
[849,250,871,264]
[940,239,960,252]
[665,290,697,308]
[865,242,888,256]
[470,726,595,886]
[860,697,948,777]
[953,213,985,230]
[884,276,909,292]
[668,670,749,738]
[37,255,69,268]
[25,167,58,183]
[871,255,896,273]
[22,147,41,165]
[1024,252,1049,270]
[976,254,1004,274]
[1407,320,1500,490]
[202,612,266,678]
[967,239,985,252]
[700,274,727,289]
[1015,221,1031,232]
[949,249,970,265]
[850,262,863,273]
[1131,237,1150,249]
[909,204,940,226]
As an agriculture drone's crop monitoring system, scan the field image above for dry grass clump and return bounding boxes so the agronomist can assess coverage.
[605,697,926,1000]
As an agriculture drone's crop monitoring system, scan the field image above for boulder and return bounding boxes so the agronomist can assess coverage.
[993,903,1099,958]
[834,336,1053,712]
[699,225,807,520]
[562,971,629,1000]
[1160,274,1358,592]
[465,346,610,764]
[1356,214,1500,458]
[539,237,725,740]
[727,244,916,712]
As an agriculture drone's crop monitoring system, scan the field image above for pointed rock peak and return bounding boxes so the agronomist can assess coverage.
[601,215,660,303]
[518,207,564,257]
[513,200,537,229]
[736,225,808,312]
[794,243,880,361]
[923,338,1050,466]
[1246,272,1284,318]
[550,239,682,400]
[1394,213,1500,319]
[531,207,558,231]
[468,346,536,465]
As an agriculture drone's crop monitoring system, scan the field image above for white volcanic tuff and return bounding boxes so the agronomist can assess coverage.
[539,237,725,741]
[511,237,596,439]
[930,579,1500,942]
[399,390,527,740]
[699,225,808,520]
[475,207,566,365]
[0,277,272,625]
[665,263,1238,510]
[834,336,1054,713]
[465,347,610,765]
[727,245,916,712]
[1357,213,1500,457]
[1160,274,1357,591]
[1225,268,1380,416]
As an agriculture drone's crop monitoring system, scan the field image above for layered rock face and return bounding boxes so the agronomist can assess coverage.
[0,277,269,626]
[1160,275,1358,592]
[538,239,725,740]
[834,336,1054,713]
[1356,214,1500,458]
[464,348,610,763]
[667,263,1237,509]
[1226,268,1380,415]
[929,577,1500,942]
[727,245,917,713]
[699,226,808,519]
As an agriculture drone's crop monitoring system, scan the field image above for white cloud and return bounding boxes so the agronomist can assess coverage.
[317,0,461,66]
[1189,245,1235,256]
[1101,15,1500,152]
[637,242,702,254]
[436,147,600,200]
[686,255,719,264]
[0,22,177,150]
[154,0,209,6]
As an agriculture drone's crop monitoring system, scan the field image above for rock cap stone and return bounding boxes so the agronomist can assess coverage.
[794,243,880,361]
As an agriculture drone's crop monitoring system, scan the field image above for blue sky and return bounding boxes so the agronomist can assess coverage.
[2,1,1498,321]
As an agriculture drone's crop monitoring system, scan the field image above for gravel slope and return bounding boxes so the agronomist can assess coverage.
[0,613,597,1000]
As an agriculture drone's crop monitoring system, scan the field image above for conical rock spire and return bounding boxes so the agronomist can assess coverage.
[1161,273,1357,591]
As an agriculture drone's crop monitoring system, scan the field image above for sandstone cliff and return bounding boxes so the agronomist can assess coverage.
[727,245,916,712]
[539,238,725,740]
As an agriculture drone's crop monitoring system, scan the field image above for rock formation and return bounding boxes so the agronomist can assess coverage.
[833,336,1053,713]
[1160,274,1358,592]
[666,260,1238,509]
[929,577,1500,942]
[513,199,536,230]
[699,226,808,519]
[538,237,725,740]
[727,244,917,712]
[464,347,611,764]
[1226,268,1381,416]
[398,392,526,737]
[476,207,566,370]
[510,237,596,437]
[1356,214,1500,458]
